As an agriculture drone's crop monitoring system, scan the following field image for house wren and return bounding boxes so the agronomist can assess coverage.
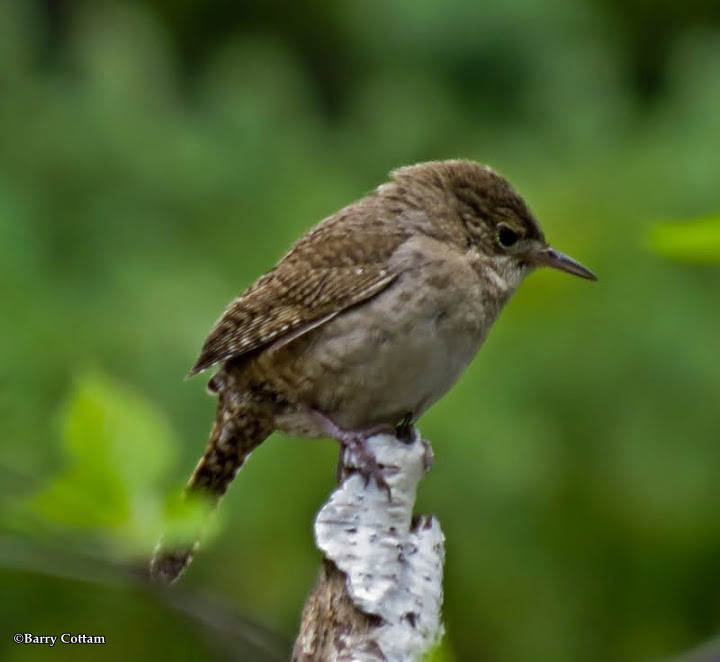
[150,159,596,583]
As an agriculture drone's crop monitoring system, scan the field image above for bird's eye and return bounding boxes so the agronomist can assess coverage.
[498,224,520,247]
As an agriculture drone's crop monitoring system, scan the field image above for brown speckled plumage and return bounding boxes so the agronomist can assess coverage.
[150,370,275,582]
[150,159,596,583]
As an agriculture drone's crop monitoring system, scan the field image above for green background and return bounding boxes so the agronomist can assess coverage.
[1,0,720,660]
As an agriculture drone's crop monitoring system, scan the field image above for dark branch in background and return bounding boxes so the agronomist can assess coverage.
[36,0,720,106]
[667,637,720,662]
[0,535,289,661]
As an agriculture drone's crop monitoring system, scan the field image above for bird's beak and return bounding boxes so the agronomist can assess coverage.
[530,246,597,281]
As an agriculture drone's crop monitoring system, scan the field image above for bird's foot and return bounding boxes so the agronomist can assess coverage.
[395,413,416,442]
[393,414,432,471]
[395,417,433,472]
[420,436,434,472]
[310,411,395,499]
[341,431,394,500]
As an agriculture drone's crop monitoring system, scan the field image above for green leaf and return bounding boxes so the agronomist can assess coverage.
[647,214,720,263]
[26,372,179,552]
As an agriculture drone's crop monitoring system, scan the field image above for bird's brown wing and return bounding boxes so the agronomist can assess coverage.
[189,197,412,376]
[189,242,405,376]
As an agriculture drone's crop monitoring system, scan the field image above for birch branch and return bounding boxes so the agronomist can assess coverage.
[293,432,445,661]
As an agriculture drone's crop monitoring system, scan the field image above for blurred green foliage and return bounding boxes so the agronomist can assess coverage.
[13,373,211,553]
[27,372,172,537]
[1,0,719,660]
[649,215,720,263]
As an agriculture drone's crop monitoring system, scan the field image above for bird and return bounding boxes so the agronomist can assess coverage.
[149,159,596,583]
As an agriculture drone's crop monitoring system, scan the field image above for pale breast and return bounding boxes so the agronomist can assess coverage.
[261,234,501,433]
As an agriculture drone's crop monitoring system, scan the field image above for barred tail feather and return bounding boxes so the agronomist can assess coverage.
[150,391,274,584]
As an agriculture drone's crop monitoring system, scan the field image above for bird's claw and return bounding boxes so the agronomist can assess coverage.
[395,413,416,442]
[341,433,393,500]
[420,436,434,472]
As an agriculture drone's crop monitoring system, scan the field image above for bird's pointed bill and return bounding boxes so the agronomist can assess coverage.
[532,247,597,280]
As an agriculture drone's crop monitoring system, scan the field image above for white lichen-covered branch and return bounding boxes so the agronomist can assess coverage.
[293,433,445,662]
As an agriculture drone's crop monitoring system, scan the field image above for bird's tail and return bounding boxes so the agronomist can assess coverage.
[150,387,274,584]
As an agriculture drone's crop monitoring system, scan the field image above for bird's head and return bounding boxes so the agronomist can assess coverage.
[390,160,597,290]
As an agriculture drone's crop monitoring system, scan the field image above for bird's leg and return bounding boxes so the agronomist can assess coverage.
[395,413,416,442]
[310,411,395,499]
[394,414,434,472]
